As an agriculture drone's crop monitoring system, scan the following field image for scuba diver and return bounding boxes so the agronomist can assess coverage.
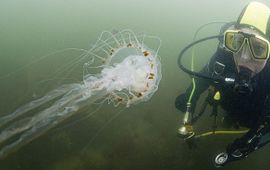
[176,1,270,167]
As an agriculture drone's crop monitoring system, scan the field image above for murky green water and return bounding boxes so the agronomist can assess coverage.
[1,0,270,170]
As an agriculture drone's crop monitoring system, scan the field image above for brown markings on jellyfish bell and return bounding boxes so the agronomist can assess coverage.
[117,97,123,102]
[114,97,124,106]
[143,51,150,57]
[148,73,155,80]
[136,92,143,97]
[110,49,114,56]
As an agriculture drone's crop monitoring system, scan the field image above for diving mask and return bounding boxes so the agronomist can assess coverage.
[224,29,270,60]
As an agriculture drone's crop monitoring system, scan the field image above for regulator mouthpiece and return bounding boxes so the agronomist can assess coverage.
[233,67,253,95]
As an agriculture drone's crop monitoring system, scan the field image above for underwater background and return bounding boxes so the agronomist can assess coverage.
[1,0,270,170]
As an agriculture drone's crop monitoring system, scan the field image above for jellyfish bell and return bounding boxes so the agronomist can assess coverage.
[0,29,162,158]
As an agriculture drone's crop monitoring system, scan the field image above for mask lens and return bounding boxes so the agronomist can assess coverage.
[249,36,269,59]
[225,32,244,52]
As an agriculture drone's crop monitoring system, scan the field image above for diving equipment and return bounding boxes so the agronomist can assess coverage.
[224,29,270,60]
[178,102,195,139]
[233,67,253,95]
[178,124,195,139]
[215,152,229,167]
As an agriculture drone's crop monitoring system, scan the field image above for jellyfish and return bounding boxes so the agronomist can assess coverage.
[0,29,162,158]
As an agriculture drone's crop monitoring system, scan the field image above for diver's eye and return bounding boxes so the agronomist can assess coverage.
[253,45,265,56]
[232,37,243,49]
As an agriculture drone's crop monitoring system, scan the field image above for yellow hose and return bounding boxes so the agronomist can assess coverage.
[194,129,249,138]
[187,49,196,104]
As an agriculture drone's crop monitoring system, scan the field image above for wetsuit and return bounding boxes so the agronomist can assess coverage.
[175,44,270,161]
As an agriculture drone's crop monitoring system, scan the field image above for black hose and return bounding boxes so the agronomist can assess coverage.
[177,35,224,82]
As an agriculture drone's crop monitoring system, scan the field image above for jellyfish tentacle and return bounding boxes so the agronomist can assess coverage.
[0,84,78,128]
[0,83,109,158]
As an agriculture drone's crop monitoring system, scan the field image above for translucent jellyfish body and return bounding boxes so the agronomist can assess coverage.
[0,29,162,158]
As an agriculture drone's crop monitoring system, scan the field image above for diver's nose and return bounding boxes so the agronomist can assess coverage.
[239,43,252,61]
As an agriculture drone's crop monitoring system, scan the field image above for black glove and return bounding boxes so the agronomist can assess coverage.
[226,137,258,158]
[175,93,187,112]
[226,138,246,155]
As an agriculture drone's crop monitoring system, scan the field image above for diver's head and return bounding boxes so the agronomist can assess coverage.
[223,2,270,94]
[231,27,269,76]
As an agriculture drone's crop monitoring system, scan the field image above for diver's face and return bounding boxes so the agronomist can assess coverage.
[233,28,268,76]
